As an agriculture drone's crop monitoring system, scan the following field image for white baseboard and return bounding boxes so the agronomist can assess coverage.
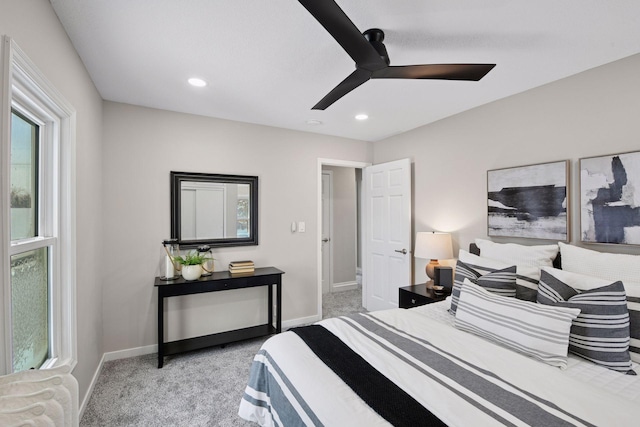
[79,315,318,416]
[103,344,158,362]
[282,314,321,329]
[79,352,106,420]
[79,344,158,418]
[331,280,359,292]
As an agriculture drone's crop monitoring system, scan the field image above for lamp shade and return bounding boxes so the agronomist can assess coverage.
[414,232,453,260]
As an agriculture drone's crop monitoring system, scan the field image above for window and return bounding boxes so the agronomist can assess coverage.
[1,36,77,373]
[10,111,38,240]
[236,197,249,238]
[10,110,50,372]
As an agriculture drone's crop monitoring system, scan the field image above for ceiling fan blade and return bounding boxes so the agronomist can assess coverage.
[298,0,384,69]
[372,64,496,81]
[312,68,371,110]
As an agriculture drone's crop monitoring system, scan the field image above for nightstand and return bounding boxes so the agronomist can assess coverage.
[399,281,450,309]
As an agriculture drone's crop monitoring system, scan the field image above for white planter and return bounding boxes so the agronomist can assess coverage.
[181,264,203,281]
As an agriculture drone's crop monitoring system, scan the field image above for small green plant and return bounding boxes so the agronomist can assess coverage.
[172,251,212,266]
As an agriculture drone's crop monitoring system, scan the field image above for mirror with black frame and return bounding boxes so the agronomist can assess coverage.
[170,171,258,248]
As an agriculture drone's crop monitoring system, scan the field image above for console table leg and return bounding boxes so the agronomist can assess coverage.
[276,279,282,333]
[268,284,273,329]
[158,293,164,368]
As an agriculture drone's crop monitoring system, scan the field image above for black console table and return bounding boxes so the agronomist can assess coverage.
[154,267,283,368]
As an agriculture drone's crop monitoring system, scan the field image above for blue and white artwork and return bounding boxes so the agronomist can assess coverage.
[487,161,569,240]
[580,151,640,245]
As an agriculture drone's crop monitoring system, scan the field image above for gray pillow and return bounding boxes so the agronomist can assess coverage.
[537,270,635,375]
[449,260,517,316]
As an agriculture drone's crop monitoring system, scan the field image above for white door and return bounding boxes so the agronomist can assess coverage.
[363,158,412,311]
[321,172,333,294]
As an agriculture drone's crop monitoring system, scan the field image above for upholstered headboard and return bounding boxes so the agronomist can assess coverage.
[469,243,562,269]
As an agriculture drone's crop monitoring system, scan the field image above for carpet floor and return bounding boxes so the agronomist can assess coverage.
[81,286,364,426]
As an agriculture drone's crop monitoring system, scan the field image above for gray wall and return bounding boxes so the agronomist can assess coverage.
[101,102,371,350]
[1,0,105,403]
[374,53,640,284]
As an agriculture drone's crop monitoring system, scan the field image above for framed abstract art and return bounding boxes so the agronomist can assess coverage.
[487,160,569,241]
[580,150,640,245]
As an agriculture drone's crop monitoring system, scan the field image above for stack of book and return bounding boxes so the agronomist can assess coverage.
[229,260,255,275]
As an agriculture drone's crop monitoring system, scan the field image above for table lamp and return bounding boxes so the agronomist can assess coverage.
[414,232,453,282]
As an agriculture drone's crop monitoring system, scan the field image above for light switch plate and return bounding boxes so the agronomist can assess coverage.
[298,221,306,232]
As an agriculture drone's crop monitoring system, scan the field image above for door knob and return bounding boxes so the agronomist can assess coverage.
[322,238,330,243]
[394,249,407,254]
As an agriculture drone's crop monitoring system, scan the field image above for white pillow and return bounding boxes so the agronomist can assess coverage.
[454,279,580,369]
[459,250,541,301]
[540,266,615,291]
[475,238,559,268]
[558,242,640,284]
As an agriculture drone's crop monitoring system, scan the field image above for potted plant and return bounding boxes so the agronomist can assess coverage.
[173,251,212,281]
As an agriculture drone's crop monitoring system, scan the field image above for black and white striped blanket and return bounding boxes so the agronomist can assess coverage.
[239,306,639,426]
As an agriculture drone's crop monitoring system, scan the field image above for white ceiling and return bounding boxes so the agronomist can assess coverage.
[50,0,640,142]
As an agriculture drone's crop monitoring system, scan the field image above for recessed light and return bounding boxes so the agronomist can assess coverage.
[306,119,323,125]
[188,78,207,87]
[355,114,368,121]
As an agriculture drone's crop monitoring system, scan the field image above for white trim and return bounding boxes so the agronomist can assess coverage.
[316,159,370,321]
[8,236,57,255]
[92,315,318,365]
[79,313,320,414]
[79,352,106,420]
[0,36,77,373]
[283,315,320,329]
[79,344,157,418]
[0,36,12,374]
[103,344,159,362]
[331,280,359,292]
[321,170,333,294]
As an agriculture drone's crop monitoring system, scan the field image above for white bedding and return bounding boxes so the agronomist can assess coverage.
[239,300,640,426]
[414,299,640,404]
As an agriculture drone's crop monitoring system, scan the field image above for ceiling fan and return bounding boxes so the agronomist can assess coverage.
[298,0,496,110]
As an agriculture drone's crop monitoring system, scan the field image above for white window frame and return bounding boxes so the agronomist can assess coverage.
[0,36,77,373]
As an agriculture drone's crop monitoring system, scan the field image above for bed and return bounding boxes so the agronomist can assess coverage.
[239,240,640,426]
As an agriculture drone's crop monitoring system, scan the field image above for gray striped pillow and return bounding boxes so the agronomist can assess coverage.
[537,270,635,375]
[557,244,640,364]
[449,260,516,315]
[455,279,580,369]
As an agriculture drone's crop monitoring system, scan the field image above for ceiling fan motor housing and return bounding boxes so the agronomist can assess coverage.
[363,28,390,66]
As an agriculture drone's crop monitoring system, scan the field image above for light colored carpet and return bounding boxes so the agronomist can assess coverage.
[81,286,363,426]
[322,286,366,319]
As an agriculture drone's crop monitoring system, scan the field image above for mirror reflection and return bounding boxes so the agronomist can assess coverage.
[180,181,251,239]
[171,172,258,248]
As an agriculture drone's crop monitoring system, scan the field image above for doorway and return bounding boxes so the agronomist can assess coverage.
[321,170,333,295]
[321,167,360,293]
[317,159,369,319]
[317,158,412,319]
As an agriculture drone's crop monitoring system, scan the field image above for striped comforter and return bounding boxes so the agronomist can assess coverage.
[239,304,640,426]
